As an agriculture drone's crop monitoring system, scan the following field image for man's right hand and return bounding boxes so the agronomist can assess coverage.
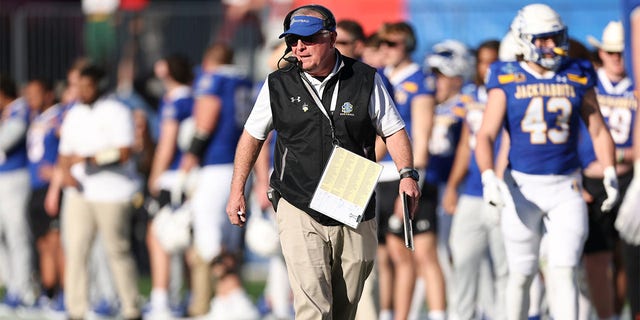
[226,190,247,227]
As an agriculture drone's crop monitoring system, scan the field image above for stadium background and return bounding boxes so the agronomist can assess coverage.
[0,0,631,319]
[0,0,620,86]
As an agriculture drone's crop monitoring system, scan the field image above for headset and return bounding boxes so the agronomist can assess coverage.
[397,22,416,53]
[380,21,416,53]
[279,4,336,71]
[282,4,337,35]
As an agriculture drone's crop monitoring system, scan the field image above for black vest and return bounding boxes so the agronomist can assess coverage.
[268,55,378,225]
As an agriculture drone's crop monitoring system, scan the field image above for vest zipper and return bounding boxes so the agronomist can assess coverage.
[279,147,288,181]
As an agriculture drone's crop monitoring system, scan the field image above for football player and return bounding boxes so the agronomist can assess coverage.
[24,78,65,310]
[617,0,640,318]
[442,40,509,320]
[0,74,34,309]
[145,54,195,319]
[579,21,636,320]
[179,43,258,318]
[475,4,618,320]
[375,21,436,320]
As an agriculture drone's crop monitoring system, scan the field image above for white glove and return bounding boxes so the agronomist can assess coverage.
[601,166,619,212]
[615,161,640,245]
[482,169,505,208]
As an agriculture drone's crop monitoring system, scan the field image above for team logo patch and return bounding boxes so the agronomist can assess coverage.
[498,74,515,84]
[514,73,526,82]
[500,62,517,74]
[402,82,418,93]
[197,75,212,92]
[567,74,588,85]
[416,220,430,232]
[340,102,354,116]
[302,103,309,112]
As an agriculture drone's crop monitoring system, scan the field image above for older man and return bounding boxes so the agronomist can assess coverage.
[226,4,420,320]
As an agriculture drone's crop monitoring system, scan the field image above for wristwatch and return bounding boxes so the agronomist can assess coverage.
[399,167,419,181]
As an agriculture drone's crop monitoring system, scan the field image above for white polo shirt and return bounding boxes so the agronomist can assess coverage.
[245,62,405,141]
[59,99,140,202]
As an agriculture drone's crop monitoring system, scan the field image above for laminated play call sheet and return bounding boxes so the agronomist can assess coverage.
[310,146,383,228]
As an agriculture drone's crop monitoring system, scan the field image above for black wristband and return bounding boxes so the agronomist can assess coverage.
[187,132,210,158]
[399,168,419,181]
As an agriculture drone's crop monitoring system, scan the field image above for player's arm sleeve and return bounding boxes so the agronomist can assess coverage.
[370,73,405,137]
[484,62,504,91]
[0,117,27,152]
[244,80,273,141]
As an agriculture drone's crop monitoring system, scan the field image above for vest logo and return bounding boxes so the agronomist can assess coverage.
[340,102,354,116]
[302,103,309,112]
[290,96,301,103]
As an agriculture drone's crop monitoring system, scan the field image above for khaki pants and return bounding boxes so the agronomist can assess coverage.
[62,191,139,319]
[276,198,377,320]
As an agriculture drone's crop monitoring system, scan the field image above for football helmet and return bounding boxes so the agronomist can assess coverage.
[246,211,281,257]
[425,39,474,81]
[499,30,521,62]
[510,3,568,70]
[153,201,193,253]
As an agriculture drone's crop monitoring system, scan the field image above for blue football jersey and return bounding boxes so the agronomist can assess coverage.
[193,66,253,166]
[27,104,63,188]
[425,95,464,185]
[0,98,30,172]
[158,86,194,170]
[578,69,636,168]
[381,63,436,162]
[486,59,597,175]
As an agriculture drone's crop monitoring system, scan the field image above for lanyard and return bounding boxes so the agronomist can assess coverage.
[300,73,341,146]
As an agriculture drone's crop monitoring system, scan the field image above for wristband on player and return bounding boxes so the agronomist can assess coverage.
[94,148,121,166]
[187,130,211,158]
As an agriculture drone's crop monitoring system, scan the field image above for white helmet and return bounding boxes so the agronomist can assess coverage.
[246,211,280,257]
[425,39,474,81]
[153,201,193,253]
[499,30,522,62]
[510,3,568,70]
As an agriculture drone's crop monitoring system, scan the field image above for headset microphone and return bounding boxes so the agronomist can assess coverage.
[284,56,299,64]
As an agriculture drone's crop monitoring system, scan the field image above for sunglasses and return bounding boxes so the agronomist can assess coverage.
[285,31,330,47]
[381,39,401,47]
[335,39,355,46]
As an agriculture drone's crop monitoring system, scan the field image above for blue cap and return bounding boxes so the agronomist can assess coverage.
[279,16,327,38]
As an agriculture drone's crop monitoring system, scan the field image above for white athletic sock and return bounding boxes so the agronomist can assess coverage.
[428,310,446,320]
[150,288,169,309]
[379,309,393,320]
[546,266,578,320]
